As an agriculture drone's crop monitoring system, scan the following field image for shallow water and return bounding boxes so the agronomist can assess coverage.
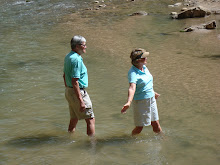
[1,0,220,165]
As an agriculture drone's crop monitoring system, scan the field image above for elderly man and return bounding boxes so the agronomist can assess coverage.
[63,35,95,136]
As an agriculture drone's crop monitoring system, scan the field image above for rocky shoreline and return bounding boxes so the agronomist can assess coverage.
[168,0,220,32]
[183,0,220,13]
[77,0,219,33]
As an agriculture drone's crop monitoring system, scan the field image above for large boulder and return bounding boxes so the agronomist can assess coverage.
[171,6,211,19]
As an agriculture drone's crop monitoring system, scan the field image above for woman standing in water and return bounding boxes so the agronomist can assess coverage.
[121,48,162,135]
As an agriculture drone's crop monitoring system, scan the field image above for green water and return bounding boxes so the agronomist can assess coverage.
[1,0,220,164]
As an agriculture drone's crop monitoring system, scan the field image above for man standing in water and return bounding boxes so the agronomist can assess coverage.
[63,35,95,136]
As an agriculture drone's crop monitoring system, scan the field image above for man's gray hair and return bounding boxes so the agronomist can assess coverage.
[70,35,86,50]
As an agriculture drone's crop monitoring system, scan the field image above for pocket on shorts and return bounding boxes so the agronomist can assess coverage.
[80,89,85,97]
[80,90,92,109]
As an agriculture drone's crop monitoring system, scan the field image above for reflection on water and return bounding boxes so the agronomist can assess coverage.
[1,0,220,165]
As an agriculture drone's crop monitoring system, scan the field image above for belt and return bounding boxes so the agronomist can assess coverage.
[67,86,84,90]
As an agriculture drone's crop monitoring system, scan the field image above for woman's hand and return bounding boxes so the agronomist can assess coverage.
[155,92,160,99]
[121,102,131,114]
[121,83,135,114]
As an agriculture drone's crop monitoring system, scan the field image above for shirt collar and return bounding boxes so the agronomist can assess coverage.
[132,65,146,74]
[71,50,83,59]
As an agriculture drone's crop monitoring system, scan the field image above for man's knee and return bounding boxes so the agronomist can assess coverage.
[85,118,95,125]
[85,118,95,136]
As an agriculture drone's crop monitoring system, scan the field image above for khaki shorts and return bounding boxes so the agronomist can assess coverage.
[65,87,95,120]
[133,97,159,126]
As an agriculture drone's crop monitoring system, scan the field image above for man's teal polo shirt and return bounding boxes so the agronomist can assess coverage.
[63,51,88,88]
[128,65,154,100]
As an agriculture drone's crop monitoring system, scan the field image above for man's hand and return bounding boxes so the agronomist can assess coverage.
[80,101,86,112]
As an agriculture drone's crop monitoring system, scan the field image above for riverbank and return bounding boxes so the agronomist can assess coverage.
[184,0,220,13]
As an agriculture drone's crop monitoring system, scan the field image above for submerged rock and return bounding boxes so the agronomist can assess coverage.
[168,5,175,8]
[168,2,182,7]
[181,20,217,32]
[174,3,182,7]
[171,6,211,19]
[129,11,148,16]
[182,27,195,32]
[204,20,217,29]
[211,9,220,15]
[181,8,188,11]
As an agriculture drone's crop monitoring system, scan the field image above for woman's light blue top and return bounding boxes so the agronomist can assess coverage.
[128,65,154,100]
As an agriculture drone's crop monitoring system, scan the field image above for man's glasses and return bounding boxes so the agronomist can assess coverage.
[80,44,86,47]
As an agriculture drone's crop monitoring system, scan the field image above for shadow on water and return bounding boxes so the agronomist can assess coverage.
[82,133,165,152]
[6,134,64,148]
[12,61,44,68]
[200,54,220,60]
[6,133,135,149]
[9,57,60,68]
[96,134,135,146]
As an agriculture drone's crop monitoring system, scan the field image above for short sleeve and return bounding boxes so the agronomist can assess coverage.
[128,70,137,84]
[71,58,81,78]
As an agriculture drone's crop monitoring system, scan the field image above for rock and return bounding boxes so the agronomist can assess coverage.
[174,3,182,7]
[94,1,99,3]
[212,9,220,15]
[99,4,106,7]
[129,11,148,16]
[181,20,217,32]
[170,12,178,18]
[204,20,217,29]
[168,2,182,7]
[181,8,188,11]
[171,6,211,19]
[182,27,196,32]
[85,8,93,10]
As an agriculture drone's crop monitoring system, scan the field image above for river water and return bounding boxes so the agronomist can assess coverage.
[1,0,220,165]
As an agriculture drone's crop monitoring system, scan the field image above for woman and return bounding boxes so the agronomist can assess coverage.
[121,48,162,135]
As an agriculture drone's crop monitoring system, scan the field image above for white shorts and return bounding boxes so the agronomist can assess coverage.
[133,97,159,126]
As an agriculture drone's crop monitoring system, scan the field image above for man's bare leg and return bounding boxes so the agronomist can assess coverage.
[68,118,78,133]
[85,118,95,136]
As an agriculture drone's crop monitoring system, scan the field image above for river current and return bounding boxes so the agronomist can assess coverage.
[1,0,220,165]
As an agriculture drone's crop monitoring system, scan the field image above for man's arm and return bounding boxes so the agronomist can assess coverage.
[72,78,85,112]
[63,73,67,87]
